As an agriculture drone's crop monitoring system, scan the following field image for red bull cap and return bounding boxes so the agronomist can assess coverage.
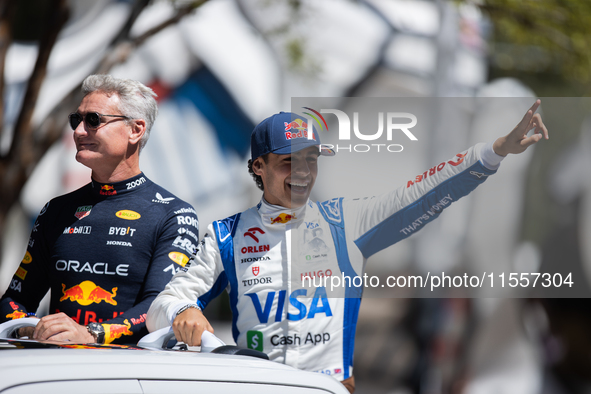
[251,112,335,161]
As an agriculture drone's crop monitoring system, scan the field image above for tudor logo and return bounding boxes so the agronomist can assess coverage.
[252,266,260,276]
[244,227,265,243]
[116,210,141,220]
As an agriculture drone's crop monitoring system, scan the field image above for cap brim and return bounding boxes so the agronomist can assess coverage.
[272,141,336,157]
[320,146,335,156]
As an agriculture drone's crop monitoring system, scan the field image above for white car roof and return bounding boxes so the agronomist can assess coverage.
[0,345,347,393]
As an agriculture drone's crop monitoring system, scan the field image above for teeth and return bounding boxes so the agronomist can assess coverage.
[290,181,308,187]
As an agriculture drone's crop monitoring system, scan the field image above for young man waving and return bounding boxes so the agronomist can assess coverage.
[147,103,547,392]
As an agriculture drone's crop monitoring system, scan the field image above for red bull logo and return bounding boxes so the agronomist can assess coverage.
[6,311,27,320]
[60,343,133,349]
[284,118,316,141]
[61,344,100,349]
[270,213,297,225]
[100,185,117,196]
[104,319,133,343]
[60,281,117,306]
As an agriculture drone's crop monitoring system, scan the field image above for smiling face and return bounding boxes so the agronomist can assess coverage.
[252,146,319,209]
[73,91,145,182]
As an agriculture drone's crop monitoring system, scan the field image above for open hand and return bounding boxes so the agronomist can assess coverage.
[493,99,549,156]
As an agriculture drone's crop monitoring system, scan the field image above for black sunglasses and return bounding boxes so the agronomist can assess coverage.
[68,112,132,130]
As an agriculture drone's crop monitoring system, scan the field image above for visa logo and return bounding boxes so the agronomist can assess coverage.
[246,287,332,323]
[305,222,319,229]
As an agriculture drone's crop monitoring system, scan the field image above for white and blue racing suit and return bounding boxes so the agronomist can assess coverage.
[147,142,503,381]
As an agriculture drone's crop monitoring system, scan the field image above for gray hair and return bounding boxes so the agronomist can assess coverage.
[81,74,158,151]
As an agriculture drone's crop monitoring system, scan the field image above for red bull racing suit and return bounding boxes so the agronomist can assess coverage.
[0,173,198,344]
[147,142,503,380]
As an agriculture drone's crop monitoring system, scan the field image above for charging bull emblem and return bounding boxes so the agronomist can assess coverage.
[270,213,297,225]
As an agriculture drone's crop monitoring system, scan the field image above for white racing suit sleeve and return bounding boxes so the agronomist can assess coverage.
[341,142,501,258]
[479,140,505,170]
[147,222,226,332]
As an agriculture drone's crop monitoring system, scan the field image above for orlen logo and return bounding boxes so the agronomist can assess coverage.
[244,227,264,242]
[242,245,270,254]
[303,107,418,153]
[406,152,467,188]
[116,210,141,220]
[242,227,270,254]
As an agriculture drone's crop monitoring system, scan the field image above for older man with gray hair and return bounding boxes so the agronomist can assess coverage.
[0,74,198,345]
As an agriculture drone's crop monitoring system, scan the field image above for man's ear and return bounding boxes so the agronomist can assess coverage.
[129,119,146,146]
[252,158,264,176]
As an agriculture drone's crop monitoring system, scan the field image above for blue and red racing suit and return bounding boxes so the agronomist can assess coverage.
[147,142,502,380]
[0,173,198,344]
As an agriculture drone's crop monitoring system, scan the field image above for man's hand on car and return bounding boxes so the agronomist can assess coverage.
[29,313,95,342]
[172,307,214,346]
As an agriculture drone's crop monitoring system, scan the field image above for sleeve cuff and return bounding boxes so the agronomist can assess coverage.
[479,141,504,170]
[169,301,193,326]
